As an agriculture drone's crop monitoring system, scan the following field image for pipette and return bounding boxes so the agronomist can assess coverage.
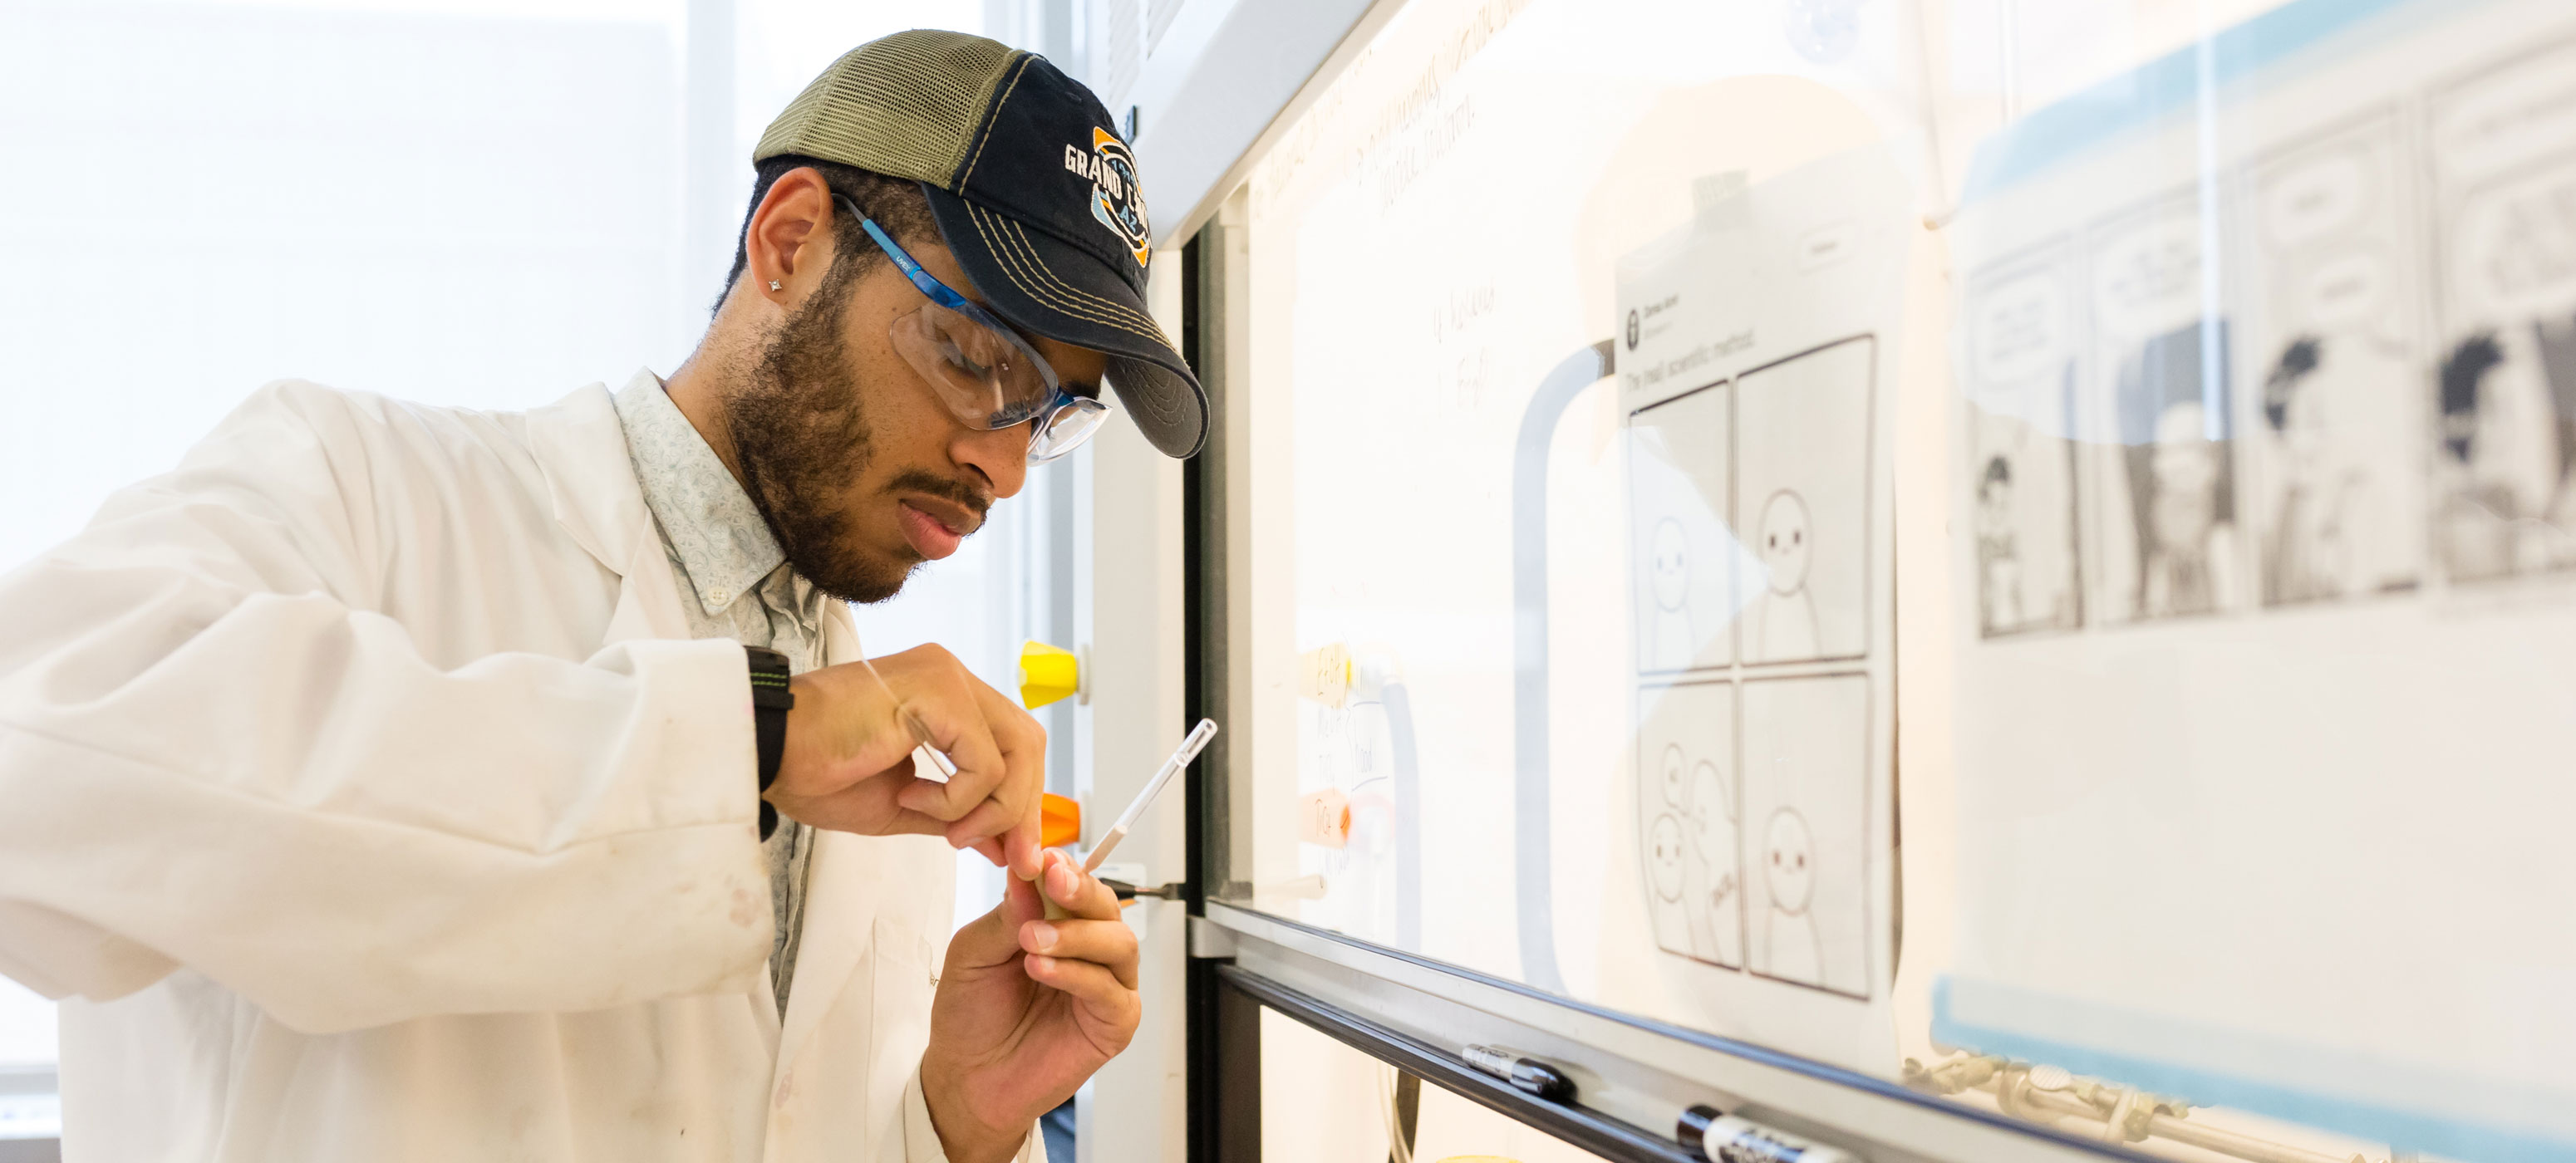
[1084,718,1218,873]
[1032,719,1217,921]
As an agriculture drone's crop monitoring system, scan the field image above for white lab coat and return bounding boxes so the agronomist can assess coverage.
[0,380,1041,1162]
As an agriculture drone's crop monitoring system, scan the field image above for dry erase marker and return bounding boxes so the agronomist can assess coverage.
[1678,1105,1863,1163]
[1462,1045,1575,1102]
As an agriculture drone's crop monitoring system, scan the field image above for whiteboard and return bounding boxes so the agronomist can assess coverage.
[1936,0,2576,1157]
[1233,0,1934,1072]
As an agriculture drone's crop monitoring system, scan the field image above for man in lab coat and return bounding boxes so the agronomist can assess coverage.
[0,31,1205,1163]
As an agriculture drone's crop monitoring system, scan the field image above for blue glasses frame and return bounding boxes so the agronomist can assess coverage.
[843,199,1091,433]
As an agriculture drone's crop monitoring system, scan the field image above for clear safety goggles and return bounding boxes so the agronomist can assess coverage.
[847,201,1111,464]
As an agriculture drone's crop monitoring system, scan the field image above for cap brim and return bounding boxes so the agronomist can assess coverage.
[920,185,1207,459]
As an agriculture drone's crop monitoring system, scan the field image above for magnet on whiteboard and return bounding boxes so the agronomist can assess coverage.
[1296,642,1353,707]
[1297,788,1352,848]
[1019,640,1084,708]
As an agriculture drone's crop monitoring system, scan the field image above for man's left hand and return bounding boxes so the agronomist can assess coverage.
[921,850,1141,1163]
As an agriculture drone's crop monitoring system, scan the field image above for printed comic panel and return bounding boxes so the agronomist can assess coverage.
[1635,680,1743,970]
[1734,338,1875,664]
[2429,37,2576,582]
[2085,197,2248,623]
[1630,382,1738,675]
[1738,675,1871,999]
[1965,244,2087,637]
[2239,115,2428,606]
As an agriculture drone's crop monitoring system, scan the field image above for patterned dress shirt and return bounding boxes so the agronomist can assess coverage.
[612,369,826,1017]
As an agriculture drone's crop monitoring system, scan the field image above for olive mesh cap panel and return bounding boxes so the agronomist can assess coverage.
[750,30,1021,185]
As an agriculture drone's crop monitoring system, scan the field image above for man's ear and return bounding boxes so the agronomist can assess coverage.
[745,167,840,304]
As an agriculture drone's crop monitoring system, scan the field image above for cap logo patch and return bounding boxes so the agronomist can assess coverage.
[1065,126,1151,269]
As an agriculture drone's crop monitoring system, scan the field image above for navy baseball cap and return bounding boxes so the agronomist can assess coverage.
[754,31,1207,459]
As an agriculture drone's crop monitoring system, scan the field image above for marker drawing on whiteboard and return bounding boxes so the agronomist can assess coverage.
[1678,1104,1862,1163]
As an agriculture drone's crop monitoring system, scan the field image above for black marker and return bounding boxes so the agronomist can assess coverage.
[1461,1044,1576,1102]
[1678,1104,1863,1163]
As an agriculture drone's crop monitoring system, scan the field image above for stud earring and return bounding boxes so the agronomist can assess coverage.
[769,279,782,292]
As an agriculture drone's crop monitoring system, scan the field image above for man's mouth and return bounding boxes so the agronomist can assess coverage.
[898,500,968,561]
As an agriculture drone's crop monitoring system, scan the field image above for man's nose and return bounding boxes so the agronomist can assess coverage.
[954,423,1029,501]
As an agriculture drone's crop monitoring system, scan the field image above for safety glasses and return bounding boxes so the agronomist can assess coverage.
[843,199,1110,464]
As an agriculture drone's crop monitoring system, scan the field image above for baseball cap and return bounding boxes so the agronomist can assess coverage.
[754,31,1207,459]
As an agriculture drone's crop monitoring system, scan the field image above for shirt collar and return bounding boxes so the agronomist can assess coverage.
[612,369,786,617]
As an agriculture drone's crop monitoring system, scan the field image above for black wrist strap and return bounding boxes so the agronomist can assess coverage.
[746,646,794,841]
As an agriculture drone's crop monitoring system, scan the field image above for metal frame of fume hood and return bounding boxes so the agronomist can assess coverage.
[1190,905,2167,1163]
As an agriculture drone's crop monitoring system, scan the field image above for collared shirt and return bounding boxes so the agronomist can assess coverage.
[612,369,824,1017]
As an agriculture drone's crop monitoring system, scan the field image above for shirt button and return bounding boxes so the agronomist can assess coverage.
[705,586,733,606]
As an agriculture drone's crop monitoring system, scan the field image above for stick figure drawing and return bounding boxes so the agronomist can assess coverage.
[1752,489,1821,660]
[1649,518,1694,670]
[1758,807,1826,987]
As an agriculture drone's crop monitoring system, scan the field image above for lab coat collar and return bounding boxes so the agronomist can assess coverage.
[523,381,692,643]
[610,370,791,620]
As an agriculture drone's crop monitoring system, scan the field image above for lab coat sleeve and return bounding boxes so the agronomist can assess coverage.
[900,1068,1045,1163]
[0,382,774,1033]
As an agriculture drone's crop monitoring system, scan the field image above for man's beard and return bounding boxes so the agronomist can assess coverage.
[725,262,916,604]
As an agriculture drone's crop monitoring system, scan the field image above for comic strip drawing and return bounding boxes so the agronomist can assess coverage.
[1736,338,1875,663]
[1649,518,1695,669]
[1752,490,1821,658]
[2131,326,2237,618]
[2259,338,2347,601]
[2431,328,2576,577]
[1630,383,1738,674]
[1659,741,1691,806]
[1975,457,2027,626]
[2087,198,2246,622]
[1615,151,1901,1030]
[1739,675,1868,997]
[1759,807,1825,987]
[2241,124,2426,605]
[1647,812,1687,901]
[1654,743,1744,959]
[2428,66,2576,582]
[1688,756,1739,951]
[1970,417,2082,638]
[2254,333,2415,601]
[1966,252,2085,637]
[2434,336,2514,579]
[1635,682,1743,969]
[2541,315,2576,532]
[2096,317,2242,621]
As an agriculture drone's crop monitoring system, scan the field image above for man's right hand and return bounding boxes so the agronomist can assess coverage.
[767,645,1044,879]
